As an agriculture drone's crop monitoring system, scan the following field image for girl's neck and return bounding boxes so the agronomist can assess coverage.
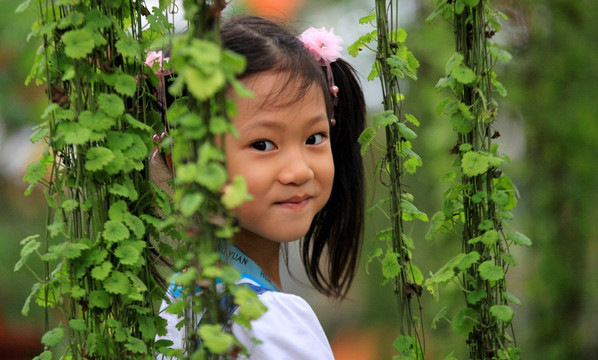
[233,229,282,290]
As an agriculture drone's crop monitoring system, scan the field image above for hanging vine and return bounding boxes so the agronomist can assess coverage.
[424,1,530,359]
[350,1,426,358]
[15,0,262,359]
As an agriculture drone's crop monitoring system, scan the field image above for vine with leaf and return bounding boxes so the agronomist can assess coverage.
[15,0,263,359]
[424,1,530,359]
[349,1,426,358]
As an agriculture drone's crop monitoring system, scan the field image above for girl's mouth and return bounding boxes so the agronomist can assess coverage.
[275,195,312,209]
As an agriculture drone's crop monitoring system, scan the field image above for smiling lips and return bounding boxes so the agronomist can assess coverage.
[275,195,312,210]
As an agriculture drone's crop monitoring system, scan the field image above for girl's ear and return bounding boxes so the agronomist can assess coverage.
[149,153,174,198]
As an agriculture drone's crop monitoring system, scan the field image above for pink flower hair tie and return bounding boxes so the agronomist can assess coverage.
[298,27,343,125]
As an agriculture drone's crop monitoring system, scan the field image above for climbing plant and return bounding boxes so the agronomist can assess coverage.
[424,0,530,359]
[15,0,262,359]
[349,1,426,358]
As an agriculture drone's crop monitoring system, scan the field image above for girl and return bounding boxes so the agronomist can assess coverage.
[153,15,366,359]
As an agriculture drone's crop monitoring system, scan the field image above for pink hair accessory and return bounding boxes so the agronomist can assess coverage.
[298,27,343,65]
[145,50,170,69]
[298,27,343,125]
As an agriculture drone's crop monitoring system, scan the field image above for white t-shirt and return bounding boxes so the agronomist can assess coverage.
[157,278,335,359]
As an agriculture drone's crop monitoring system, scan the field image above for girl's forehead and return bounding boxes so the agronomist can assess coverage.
[236,71,325,110]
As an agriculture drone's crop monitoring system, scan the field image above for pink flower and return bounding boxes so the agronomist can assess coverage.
[145,50,169,69]
[298,27,343,65]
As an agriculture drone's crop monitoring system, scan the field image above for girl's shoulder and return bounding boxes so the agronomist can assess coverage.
[233,289,334,360]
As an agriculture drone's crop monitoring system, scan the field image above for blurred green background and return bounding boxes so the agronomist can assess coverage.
[1,0,596,359]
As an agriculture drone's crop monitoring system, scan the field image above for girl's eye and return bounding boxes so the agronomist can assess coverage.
[251,140,275,151]
[306,133,326,145]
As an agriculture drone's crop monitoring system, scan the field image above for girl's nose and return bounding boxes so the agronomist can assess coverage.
[278,150,315,185]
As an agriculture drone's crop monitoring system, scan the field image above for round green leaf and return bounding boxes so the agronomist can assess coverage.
[490,305,515,323]
[461,151,490,177]
[123,134,148,160]
[381,249,401,280]
[457,251,480,270]
[397,122,417,141]
[114,244,141,265]
[197,162,227,191]
[89,290,110,309]
[104,271,130,294]
[466,290,486,305]
[85,147,115,171]
[108,200,128,221]
[41,327,64,347]
[116,36,141,58]
[97,93,125,118]
[199,324,234,354]
[107,131,133,150]
[62,29,95,59]
[57,122,91,145]
[103,220,129,243]
[478,260,505,281]
[32,350,52,360]
[509,232,532,247]
[69,319,88,331]
[124,213,145,239]
[91,261,113,281]
[114,73,137,96]
[452,307,478,336]
[222,175,252,210]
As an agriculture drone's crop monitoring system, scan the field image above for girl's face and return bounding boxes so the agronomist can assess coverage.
[225,71,334,245]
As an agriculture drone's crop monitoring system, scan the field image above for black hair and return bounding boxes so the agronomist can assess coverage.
[221,16,366,300]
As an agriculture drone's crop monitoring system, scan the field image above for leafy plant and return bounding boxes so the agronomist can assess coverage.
[350,1,425,358]
[16,0,262,359]
[424,1,528,358]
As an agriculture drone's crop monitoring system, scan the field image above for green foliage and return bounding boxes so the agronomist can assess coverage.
[353,2,425,358]
[425,0,523,358]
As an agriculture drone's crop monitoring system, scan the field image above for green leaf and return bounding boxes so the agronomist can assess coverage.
[461,151,489,177]
[489,43,512,62]
[107,132,133,151]
[138,316,157,340]
[114,243,141,266]
[463,0,480,6]
[41,327,64,347]
[178,193,203,217]
[381,249,401,281]
[103,220,129,243]
[32,350,52,360]
[359,13,376,24]
[124,114,153,134]
[199,324,234,354]
[79,110,115,131]
[114,73,137,96]
[222,175,253,210]
[490,305,515,323]
[374,110,398,130]
[405,113,420,127]
[431,307,448,329]
[70,285,86,299]
[116,35,141,58]
[508,232,532,247]
[63,243,90,259]
[358,127,376,155]
[393,335,414,353]
[457,251,480,270]
[62,29,95,59]
[104,271,130,294]
[184,67,225,100]
[397,123,417,141]
[85,147,114,171]
[61,199,79,212]
[57,122,91,145]
[15,0,33,13]
[91,261,113,280]
[70,319,88,331]
[197,163,227,191]
[452,65,476,84]
[467,290,486,305]
[478,261,504,281]
[125,337,148,354]
[123,134,148,160]
[503,291,522,306]
[452,307,478,336]
[124,213,145,239]
[97,93,125,118]
[365,248,383,275]
[108,200,128,221]
[23,157,50,186]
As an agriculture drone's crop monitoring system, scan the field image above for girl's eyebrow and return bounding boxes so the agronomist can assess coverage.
[243,113,328,132]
